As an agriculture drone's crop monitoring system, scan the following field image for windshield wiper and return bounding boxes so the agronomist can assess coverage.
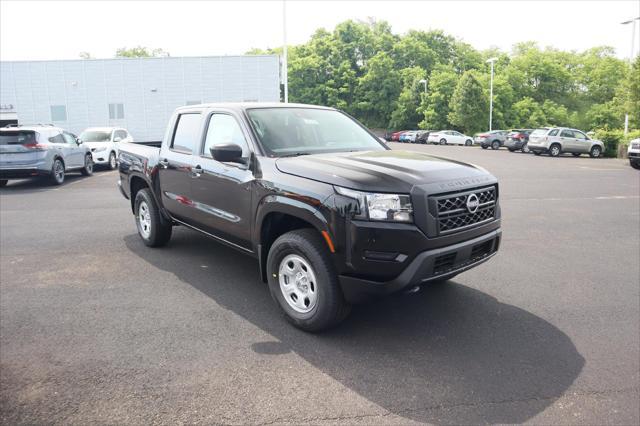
[279,152,311,158]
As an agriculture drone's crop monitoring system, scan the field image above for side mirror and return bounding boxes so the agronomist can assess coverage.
[76,138,82,145]
[210,143,244,163]
[114,137,122,143]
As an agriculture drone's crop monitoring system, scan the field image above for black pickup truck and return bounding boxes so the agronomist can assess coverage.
[118,103,501,331]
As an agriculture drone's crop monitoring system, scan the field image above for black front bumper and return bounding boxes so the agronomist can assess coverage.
[339,228,501,303]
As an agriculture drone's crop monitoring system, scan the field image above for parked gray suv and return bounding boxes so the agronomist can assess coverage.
[0,125,94,186]
[528,127,605,158]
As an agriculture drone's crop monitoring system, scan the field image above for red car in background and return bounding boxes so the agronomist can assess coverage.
[390,130,408,141]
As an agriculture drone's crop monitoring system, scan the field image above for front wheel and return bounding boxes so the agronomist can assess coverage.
[134,188,172,247]
[491,140,500,150]
[267,229,350,332]
[81,154,94,176]
[465,139,472,146]
[589,146,602,158]
[108,152,117,170]
[631,160,640,170]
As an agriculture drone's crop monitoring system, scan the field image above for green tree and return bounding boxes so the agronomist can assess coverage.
[448,70,488,133]
[115,46,169,58]
[419,66,457,129]
[389,67,426,129]
[511,97,547,128]
[354,52,401,127]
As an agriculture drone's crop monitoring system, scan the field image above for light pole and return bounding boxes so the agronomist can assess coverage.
[486,57,498,132]
[282,0,288,103]
[621,17,639,135]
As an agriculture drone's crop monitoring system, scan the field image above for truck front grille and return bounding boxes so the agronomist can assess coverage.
[431,186,496,234]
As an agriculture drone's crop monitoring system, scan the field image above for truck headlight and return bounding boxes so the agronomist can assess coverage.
[335,187,413,223]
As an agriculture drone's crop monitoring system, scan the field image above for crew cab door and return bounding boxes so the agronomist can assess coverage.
[158,112,201,223]
[190,111,254,250]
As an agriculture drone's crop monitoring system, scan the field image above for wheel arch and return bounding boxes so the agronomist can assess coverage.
[255,196,332,283]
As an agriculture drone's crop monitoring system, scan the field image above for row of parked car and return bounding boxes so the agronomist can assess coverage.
[0,124,133,186]
[387,127,607,158]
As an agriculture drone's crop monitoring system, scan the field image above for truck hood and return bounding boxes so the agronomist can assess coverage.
[275,150,492,193]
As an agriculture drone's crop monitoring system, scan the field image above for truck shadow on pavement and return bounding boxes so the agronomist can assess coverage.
[124,230,584,424]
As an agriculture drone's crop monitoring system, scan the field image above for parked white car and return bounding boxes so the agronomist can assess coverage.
[79,127,133,169]
[628,138,640,169]
[427,130,473,146]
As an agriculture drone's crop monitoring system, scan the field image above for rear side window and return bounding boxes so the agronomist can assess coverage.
[531,128,549,136]
[0,131,37,145]
[48,131,65,144]
[171,114,201,153]
[114,130,127,140]
[548,129,559,136]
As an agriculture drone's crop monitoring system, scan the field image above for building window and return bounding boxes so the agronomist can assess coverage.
[50,105,67,122]
[186,100,201,106]
[108,103,125,119]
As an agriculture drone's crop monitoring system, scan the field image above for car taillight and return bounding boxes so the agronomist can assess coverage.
[23,143,48,150]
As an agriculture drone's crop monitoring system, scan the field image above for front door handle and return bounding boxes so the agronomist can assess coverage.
[159,158,169,168]
[192,165,203,178]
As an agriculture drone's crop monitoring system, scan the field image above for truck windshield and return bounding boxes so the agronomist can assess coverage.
[246,108,385,156]
[80,131,111,142]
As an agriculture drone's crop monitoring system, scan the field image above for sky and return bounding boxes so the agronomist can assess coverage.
[1,0,639,61]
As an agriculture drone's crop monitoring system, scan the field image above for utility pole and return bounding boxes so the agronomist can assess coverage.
[621,17,639,135]
[282,0,288,103]
[486,57,498,132]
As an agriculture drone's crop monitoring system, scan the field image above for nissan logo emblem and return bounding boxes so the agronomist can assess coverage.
[466,193,479,213]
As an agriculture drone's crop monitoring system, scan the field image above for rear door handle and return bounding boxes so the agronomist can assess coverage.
[192,165,203,178]
[159,159,169,168]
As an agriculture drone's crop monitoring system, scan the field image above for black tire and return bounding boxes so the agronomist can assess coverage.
[533,151,542,156]
[50,158,65,185]
[631,160,640,170]
[481,144,488,149]
[80,154,94,176]
[521,143,530,153]
[439,138,446,145]
[549,144,561,157]
[491,140,500,150]
[572,153,581,157]
[589,145,602,158]
[0,180,7,187]
[465,139,472,146]
[108,151,117,170]
[134,188,172,247]
[267,228,351,332]
[508,148,516,152]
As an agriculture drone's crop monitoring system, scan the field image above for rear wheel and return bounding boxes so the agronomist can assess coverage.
[465,139,472,146]
[81,154,93,176]
[267,228,350,332]
[491,140,500,150]
[589,145,602,158]
[481,145,488,149]
[134,188,172,247]
[549,144,561,157]
[508,148,516,152]
[108,151,117,170]
[50,158,65,185]
[521,143,530,153]
[533,151,542,156]
[0,180,7,187]
[439,138,446,145]
[631,160,640,170]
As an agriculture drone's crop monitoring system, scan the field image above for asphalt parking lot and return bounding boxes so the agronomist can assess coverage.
[1,145,638,425]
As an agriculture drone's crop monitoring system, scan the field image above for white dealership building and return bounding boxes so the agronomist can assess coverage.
[0,55,280,140]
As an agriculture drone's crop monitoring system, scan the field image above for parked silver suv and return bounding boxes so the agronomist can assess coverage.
[528,127,604,158]
[0,125,94,186]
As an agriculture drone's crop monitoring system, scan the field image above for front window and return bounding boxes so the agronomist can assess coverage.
[80,130,111,142]
[246,107,385,156]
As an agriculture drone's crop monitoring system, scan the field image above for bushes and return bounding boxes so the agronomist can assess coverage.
[594,129,640,158]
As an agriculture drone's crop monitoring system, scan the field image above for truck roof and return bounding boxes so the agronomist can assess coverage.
[175,102,336,112]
